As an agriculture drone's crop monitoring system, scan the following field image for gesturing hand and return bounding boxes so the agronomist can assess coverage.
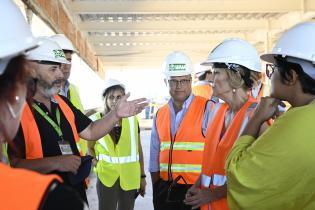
[115,93,148,118]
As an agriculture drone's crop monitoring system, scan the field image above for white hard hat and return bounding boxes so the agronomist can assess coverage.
[201,38,261,72]
[194,63,212,75]
[261,22,315,79]
[50,34,77,53]
[0,0,38,75]
[26,37,70,64]
[163,51,193,78]
[261,22,315,63]
[103,79,125,93]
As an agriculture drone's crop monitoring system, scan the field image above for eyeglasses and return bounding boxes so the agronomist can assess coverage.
[266,64,278,79]
[168,79,191,87]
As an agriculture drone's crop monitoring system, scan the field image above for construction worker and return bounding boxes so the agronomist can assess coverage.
[8,37,147,203]
[50,34,88,155]
[226,22,315,210]
[192,63,214,99]
[0,0,86,209]
[184,38,268,210]
[88,79,146,210]
[149,51,210,210]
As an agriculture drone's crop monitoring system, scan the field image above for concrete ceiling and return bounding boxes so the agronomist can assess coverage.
[62,0,315,71]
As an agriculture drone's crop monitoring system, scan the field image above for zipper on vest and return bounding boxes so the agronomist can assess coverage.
[167,134,176,181]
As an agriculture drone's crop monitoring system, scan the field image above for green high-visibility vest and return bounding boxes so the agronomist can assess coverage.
[68,84,84,112]
[93,112,140,190]
[68,84,87,155]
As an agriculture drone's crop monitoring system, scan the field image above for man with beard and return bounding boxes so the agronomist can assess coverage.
[8,37,147,203]
[50,34,88,155]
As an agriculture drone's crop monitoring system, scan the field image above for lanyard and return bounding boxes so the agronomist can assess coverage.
[32,103,64,140]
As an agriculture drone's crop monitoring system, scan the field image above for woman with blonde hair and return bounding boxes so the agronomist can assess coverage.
[185,38,268,210]
[88,79,146,210]
[226,22,315,210]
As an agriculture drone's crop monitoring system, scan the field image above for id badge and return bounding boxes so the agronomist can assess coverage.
[58,140,73,155]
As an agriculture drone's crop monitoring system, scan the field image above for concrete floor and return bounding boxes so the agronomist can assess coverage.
[87,130,154,210]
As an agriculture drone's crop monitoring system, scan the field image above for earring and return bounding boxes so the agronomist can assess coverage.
[232,89,236,93]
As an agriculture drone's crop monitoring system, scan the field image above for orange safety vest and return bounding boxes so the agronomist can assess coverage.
[201,97,257,210]
[192,83,213,100]
[21,95,80,159]
[0,163,62,210]
[156,96,207,184]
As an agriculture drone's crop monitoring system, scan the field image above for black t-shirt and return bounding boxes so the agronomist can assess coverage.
[9,95,91,202]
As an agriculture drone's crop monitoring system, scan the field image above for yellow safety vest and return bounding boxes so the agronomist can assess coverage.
[68,84,87,155]
[93,113,140,190]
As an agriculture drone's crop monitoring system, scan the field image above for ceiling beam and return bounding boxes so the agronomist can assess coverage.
[79,19,281,31]
[69,0,308,14]
[89,33,247,43]
[95,49,210,57]
[94,42,220,54]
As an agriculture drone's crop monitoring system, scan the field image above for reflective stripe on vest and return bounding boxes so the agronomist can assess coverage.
[207,102,223,126]
[160,163,202,173]
[98,154,139,164]
[94,113,140,190]
[263,84,270,97]
[97,116,138,164]
[200,99,257,210]
[201,100,257,187]
[160,142,204,151]
[201,174,227,187]
[156,96,207,184]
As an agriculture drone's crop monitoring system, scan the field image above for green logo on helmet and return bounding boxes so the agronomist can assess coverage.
[169,63,186,71]
[53,49,66,59]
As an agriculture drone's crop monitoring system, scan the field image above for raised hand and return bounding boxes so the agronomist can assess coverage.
[254,97,286,122]
[115,93,148,118]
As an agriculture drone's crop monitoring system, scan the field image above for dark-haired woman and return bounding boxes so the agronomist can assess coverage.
[226,22,315,210]
[0,1,86,209]
[184,38,268,210]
